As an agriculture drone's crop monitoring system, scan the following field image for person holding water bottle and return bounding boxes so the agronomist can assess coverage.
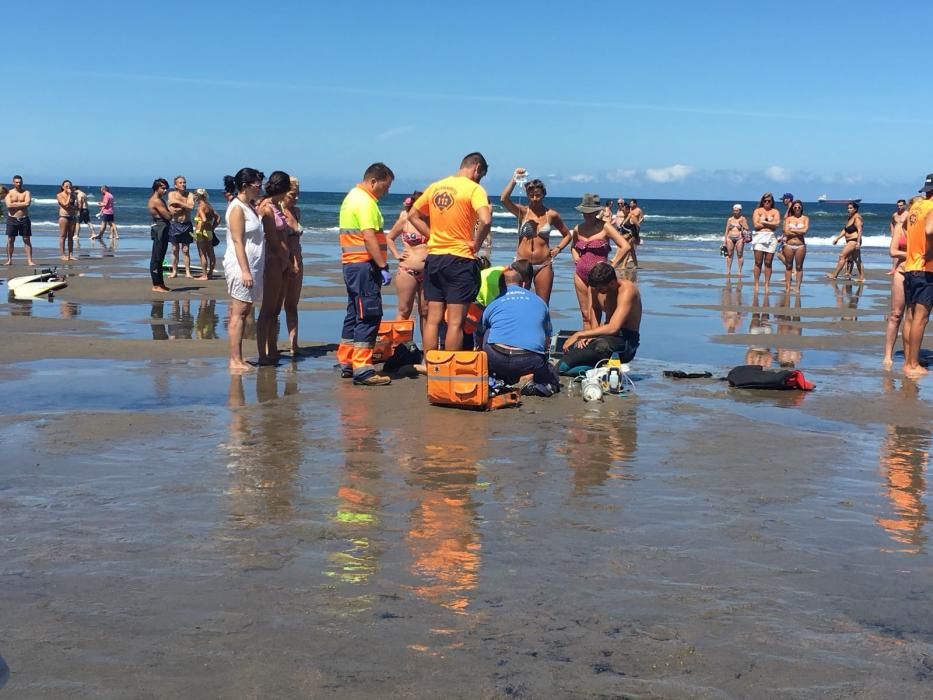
[500,167,571,304]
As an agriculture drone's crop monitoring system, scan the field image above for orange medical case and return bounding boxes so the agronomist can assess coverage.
[372,319,415,363]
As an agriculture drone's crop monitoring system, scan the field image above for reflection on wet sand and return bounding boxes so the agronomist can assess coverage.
[226,371,302,529]
[877,381,930,553]
[774,291,802,368]
[326,385,386,587]
[558,402,638,493]
[745,291,773,367]
[720,281,744,334]
[150,298,223,340]
[833,280,864,321]
[402,413,483,613]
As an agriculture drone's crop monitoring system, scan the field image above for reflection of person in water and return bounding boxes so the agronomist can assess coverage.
[403,412,482,612]
[326,385,386,586]
[720,281,744,334]
[558,402,638,493]
[774,290,802,368]
[877,418,930,553]
[171,299,193,340]
[195,298,219,339]
[745,291,773,367]
[833,280,864,322]
[224,372,302,564]
[150,300,169,341]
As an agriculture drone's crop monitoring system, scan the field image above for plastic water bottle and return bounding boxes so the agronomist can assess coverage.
[514,173,527,187]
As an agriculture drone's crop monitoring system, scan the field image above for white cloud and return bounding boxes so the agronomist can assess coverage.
[607,168,637,182]
[568,173,595,183]
[764,165,791,183]
[645,164,695,183]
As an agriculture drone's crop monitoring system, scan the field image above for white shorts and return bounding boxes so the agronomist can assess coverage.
[752,231,777,254]
[225,263,263,304]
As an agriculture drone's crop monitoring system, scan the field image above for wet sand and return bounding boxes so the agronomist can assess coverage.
[2,240,933,698]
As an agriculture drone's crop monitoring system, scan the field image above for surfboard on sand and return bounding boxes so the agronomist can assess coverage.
[8,268,68,299]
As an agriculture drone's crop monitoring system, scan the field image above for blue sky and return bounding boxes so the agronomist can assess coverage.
[10,1,932,201]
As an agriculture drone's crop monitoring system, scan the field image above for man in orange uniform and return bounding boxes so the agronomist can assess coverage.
[902,173,933,376]
[337,163,395,386]
[408,152,492,352]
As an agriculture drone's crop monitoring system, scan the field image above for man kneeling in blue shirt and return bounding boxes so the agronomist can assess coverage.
[478,267,559,396]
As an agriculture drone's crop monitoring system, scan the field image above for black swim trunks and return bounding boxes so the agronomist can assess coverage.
[904,271,933,308]
[6,216,31,238]
[423,254,480,304]
[168,220,194,245]
[78,209,90,224]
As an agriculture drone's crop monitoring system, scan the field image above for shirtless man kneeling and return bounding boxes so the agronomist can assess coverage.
[4,175,34,266]
[559,262,641,373]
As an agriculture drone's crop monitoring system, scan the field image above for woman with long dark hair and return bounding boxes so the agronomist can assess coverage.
[782,200,809,291]
[256,171,294,365]
[279,176,304,355]
[828,201,864,281]
[223,168,265,372]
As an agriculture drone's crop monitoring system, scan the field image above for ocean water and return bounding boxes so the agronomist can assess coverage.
[12,184,897,251]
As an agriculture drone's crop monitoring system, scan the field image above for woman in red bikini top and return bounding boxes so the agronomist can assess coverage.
[387,191,428,330]
[570,193,631,330]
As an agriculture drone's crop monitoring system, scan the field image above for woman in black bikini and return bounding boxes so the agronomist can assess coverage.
[500,168,571,304]
[56,180,77,261]
[828,201,863,281]
[782,200,809,291]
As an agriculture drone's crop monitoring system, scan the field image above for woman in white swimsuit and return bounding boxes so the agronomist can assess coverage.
[223,167,265,373]
[782,200,809,291]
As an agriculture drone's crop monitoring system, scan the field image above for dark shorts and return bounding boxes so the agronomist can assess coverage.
[169,220,194,245]
[101,214,114,223]
[558,328,640,374]
[904,271,933,308]
[78,209,91,224]
[423,254,480,304]
[6,216,31,238]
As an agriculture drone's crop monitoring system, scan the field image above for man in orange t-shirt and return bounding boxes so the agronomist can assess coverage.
[409,152,492,351]
[902,173,933,376]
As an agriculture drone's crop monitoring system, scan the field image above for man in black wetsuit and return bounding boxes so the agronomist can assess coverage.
[148,178,172,292]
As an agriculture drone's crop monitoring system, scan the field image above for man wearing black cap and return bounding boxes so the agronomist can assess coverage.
[902,174,933,376]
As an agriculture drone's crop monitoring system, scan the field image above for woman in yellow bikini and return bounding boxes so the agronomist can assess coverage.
[193,188,220,280]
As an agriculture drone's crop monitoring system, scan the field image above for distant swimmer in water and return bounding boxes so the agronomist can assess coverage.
[782,200,809,291]
[751,192,780,292]
[828,201,864,281]
[500,168,571,304]
[723,203,749,276]
[568,193,631,330]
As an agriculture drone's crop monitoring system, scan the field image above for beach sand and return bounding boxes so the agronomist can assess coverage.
[2,240,932,698]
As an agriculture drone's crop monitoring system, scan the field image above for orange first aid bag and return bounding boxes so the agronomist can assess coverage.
[372,320,415,363]
[426,350,489,409]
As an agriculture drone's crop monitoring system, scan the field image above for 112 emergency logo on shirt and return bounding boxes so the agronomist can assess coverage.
[432,190,454,211]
